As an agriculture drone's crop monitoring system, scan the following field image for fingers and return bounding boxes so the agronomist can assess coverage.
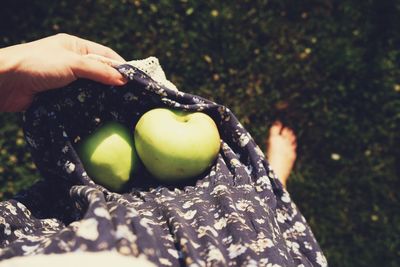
[76,37,126,62]
[84,54,124,67]
[53,33,125,62]
[72,55,127,86]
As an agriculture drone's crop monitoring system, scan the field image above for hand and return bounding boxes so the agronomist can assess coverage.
[0,33,127,112]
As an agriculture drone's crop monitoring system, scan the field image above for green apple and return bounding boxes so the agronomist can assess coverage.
[134,108,220,181]
[78,122,138,191]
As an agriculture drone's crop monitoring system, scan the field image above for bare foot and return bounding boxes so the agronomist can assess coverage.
[265,121,297,188]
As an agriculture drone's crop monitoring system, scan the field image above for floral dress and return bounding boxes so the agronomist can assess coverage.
[0,63,327,267]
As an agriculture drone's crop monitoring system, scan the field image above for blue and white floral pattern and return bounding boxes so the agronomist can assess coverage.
[0,65,327,266]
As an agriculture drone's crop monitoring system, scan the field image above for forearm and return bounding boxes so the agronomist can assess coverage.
[0,40,61,112]
[0,45,24,112]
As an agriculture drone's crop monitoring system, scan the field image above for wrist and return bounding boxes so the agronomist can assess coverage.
[0,44,24,75]
[0,44,26,112]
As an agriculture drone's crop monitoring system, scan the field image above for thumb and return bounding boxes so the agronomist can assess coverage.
[72,55,127,86]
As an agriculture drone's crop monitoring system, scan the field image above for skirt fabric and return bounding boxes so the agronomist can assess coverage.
[0,64,327,266]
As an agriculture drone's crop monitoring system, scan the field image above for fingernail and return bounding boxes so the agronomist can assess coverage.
[117,75,128,85]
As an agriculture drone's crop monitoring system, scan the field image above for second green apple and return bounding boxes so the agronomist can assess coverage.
[78,122,138,191]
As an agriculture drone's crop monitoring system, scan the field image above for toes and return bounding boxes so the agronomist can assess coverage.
[282,127,296,141]
[292,140,297,149]
[281,127,292,137]
[269,121,283,136]
[290,133,297,144]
